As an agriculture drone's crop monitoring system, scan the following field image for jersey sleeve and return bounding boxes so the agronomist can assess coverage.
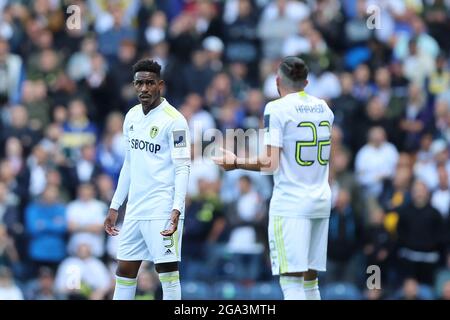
[168,116,191,213]
[110,114,131,210]
[168,116,191,160]
[263,103,284,148]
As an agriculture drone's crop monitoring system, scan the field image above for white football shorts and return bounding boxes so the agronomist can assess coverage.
[268,215,329,275]
[117,219,183,264]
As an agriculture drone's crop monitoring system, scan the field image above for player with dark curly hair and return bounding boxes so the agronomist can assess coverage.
[104,59,191,300]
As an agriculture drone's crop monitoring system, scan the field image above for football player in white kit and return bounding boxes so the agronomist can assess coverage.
[213,56,334,300]
[104,60,191,300]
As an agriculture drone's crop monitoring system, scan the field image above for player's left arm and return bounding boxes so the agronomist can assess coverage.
[161,117,191,236]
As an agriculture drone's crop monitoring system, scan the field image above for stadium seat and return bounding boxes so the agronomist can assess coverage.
[181,281,211,300]
[322,282,363,300]
[248,282,283,300]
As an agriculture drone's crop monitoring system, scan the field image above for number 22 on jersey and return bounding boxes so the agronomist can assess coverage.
[295,121,331,166]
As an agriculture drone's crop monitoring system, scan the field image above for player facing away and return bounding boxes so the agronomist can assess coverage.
[212,56,334,300]
[104,59,191,300]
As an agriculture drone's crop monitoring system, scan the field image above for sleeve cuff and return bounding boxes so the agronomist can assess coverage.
[110,201,121,210]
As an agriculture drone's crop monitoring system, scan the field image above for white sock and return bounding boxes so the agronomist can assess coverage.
[159,271,181,300]
[304,278,321,300]
[279,276,306,300]
[113,275,137,300]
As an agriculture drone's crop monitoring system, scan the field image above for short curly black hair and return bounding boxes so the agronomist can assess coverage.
[132,59,161,77]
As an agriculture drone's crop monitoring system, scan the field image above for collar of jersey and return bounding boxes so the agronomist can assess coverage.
[140,98,166,117]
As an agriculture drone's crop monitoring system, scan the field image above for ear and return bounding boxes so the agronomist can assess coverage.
[304,79,309,88]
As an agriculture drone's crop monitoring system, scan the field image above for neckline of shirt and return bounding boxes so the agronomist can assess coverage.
[140,98,166,117]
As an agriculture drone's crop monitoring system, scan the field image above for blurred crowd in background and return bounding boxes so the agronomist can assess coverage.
[0,0,450,300]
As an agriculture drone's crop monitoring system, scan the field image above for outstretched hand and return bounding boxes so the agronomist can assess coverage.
[211,148,237,171]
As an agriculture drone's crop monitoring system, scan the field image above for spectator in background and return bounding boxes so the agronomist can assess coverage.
[66,35,98,82]
[0,181,21,238]
[38,123,67,169]
[68,144,103,193]
[352,64,374,103]
[344,0,372,51]
[94,174,115,206]
[25,266,61,300]
[394,15,440,62]
[379,165,413,213]
[229,62,251,101]
[25,185,67,273]
[203,36,224,73]
[326,188,363,284]
[2,105,41,158]
[27,145,50,200]
[187,141,220,201]
[97,4,137,64]
[258,0,309,59]
[205,72,233,112]
[60,99,98,162]
[45,169,71,204]
[67,183,107,258]
[355,126,399,198]
[81,52,122,124]
[431,166,450,220]
[331,73,361,145]
[399,83,432,152]
[111,39,138,110]
[20,79,52,131]
[330,141,365,218]
[4,137,24,181]
[434,99,450,142]
[0,224,21,276]
[238,89,265,130]
[0,266,23,300]
[354,95,398,151]
[224,0,260,85]
[414,139,450,192]
[427,53,450,98]
[95,138,117,183]
[226,176,266,255]
[363,206,394,285]
[403,37,436,87]
[181,93,216,148]
[181,47,216,98]
[373,66,406,121]
[0,159,29,215]
[55,242,111,300]
[0,37,24,106]
[397,278,423,300]
[397,180,445,285]
[183,179,226,277]
[143,10,168,48]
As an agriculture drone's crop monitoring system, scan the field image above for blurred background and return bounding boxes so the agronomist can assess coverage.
[0,0,450,300]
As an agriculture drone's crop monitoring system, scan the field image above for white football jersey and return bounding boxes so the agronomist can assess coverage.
[115,99,191,220]
[264,91,334,218]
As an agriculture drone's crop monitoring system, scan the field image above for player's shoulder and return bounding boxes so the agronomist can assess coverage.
[264,96,286,114]
[125,104,141,120]
[161,99,188,126]
[306,94,334,119]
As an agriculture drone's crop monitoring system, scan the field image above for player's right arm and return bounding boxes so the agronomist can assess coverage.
[212,102,282,173]
[104,115,131,236]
